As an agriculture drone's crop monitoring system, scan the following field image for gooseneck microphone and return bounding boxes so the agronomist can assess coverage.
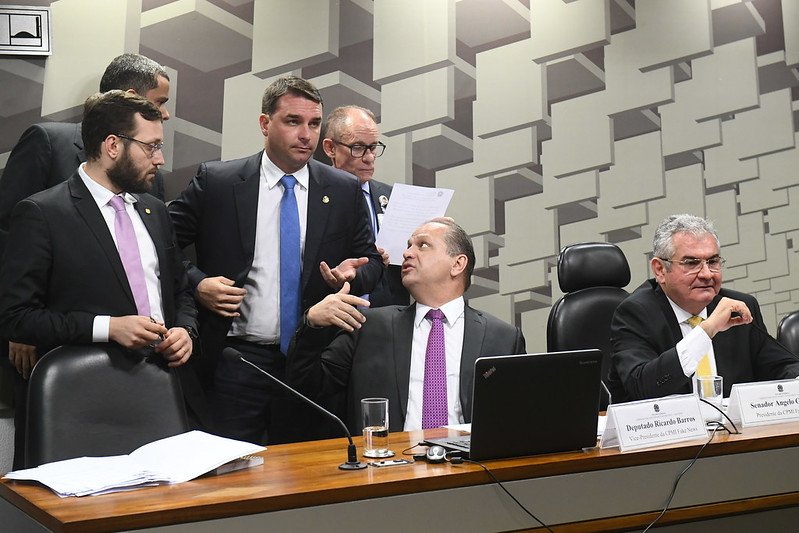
[222,347,367,471]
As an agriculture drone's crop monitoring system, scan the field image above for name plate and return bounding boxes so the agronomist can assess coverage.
[600,394,707,452]
[726,379,799,428]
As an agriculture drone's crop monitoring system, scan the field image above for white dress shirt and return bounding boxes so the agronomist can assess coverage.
[228,153,309,344]
[404,296,466,431]
[78,164,163,342]
[666,297,717,378]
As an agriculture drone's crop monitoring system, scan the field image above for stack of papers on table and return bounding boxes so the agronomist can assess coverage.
[3,430,265,497]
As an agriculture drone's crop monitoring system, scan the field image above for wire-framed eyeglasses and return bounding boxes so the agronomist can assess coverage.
[116,134,165,158]
[659,256,726,273]
[333,140,386,158]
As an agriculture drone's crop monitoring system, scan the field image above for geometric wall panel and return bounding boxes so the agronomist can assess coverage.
[3,0,799,351]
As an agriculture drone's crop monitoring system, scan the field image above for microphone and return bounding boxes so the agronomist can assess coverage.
[222,347,367,471]
[600,380,613,406]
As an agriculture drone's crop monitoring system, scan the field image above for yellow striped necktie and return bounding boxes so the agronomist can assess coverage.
[687,315,712,376]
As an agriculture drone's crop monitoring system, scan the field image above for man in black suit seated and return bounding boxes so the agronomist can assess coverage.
[321,105,409,307]
[168,76,383,444]
[0,91,197,468]
[286,219,526,433]
[609,214,799,401]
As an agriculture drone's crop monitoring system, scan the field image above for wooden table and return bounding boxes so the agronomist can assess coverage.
[3,423,799,532]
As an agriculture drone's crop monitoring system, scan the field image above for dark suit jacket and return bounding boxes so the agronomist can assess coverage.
[0,123,165,258]
[609,279,799,401]
[0,172,196,350]
[168,153,383,380]
[366,179,409,308]
[286,303,526,434]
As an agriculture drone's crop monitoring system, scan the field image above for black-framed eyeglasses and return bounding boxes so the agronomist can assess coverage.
[116,134,164,158]
[659,256,726,273]
[333,140,386,158]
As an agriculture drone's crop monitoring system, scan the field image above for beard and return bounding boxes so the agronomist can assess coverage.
[107,148,153,194]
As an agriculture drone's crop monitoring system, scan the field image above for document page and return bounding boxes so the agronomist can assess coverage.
[375,183,454,265]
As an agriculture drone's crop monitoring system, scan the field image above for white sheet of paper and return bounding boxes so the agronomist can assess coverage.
[375,183,454,265]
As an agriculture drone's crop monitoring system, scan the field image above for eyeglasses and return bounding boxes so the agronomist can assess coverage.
[659,257,726,273]
[333,140,386,158]
[116,134,164,158]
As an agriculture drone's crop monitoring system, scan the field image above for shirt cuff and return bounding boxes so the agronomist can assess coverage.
[677,325,712,378]
[93,315,110,343]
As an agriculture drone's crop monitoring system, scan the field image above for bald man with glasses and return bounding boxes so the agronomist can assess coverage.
[608,214,799,401]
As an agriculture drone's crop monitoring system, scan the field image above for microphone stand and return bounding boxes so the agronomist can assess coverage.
[227,349,367,471]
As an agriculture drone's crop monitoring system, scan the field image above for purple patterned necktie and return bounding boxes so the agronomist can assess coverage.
[109,195,151,316]
[422,308,447,429]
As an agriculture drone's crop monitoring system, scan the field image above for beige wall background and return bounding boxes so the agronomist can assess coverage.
[1,0,798,356]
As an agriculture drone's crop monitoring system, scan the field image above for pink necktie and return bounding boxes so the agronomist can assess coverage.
[109,196,151,316]
[422,309,447,429]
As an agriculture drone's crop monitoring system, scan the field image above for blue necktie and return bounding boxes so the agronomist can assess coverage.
[280,175,301,355]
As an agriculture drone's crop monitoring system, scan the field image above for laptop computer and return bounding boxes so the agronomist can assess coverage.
[424,349,602,461]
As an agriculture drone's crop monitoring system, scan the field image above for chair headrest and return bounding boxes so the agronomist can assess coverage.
[557,242,631,293]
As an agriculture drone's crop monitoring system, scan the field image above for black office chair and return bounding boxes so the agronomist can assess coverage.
[25,344,189,467]
[777,311,799,356]
[547,242,631,410]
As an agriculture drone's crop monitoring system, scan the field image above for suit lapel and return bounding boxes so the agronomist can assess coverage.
[393,304,416,425]
[302,160,331,291]
[68,174,136,307]
[233,153,263,273]
[460,306,485,421]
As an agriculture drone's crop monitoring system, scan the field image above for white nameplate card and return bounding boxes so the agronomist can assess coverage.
[600,394,707,452]
[726,379,799,428]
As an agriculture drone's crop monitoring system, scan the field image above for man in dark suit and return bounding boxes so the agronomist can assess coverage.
[168,76,383,444]
[0,53,171,375]
[286,219,526,433]
[0,53,170,249]
[609,214,799,401]
[0,91,197,468]
[321,105,409,308]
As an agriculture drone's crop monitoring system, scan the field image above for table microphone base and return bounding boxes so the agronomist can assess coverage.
[339,461,368,470]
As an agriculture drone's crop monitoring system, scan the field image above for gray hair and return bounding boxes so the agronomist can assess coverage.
[323,105,377,140]
[653,214,720,269]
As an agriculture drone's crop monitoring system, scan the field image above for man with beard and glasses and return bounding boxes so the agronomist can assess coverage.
[0,91,198,469]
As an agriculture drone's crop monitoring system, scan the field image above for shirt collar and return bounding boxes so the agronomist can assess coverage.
[78,163,137,209]
[665,295,707,325]
[414,296,465,328]
[261,151,310,191]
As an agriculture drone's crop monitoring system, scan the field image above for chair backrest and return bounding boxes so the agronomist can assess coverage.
[777,311,799,356]
[25,344,189,468]
[547,242,631,410]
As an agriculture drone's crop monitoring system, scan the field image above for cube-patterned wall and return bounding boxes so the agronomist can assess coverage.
[1,0,798,351]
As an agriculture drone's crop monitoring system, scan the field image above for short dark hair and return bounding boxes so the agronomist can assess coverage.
[99,53,169,95]
[429,219,475,291]
[324,105,376,140]
[82,90,162,160]
[261,75,323,116]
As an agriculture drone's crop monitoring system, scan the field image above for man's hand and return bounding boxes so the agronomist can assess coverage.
[378,246,390,267]
[701,297,753,338]
[319,257,369,290]
[307,282,369,331]
[155,327,193,367]
[109,316,168,349]
[9,342,37,380]
[196,276,246,317]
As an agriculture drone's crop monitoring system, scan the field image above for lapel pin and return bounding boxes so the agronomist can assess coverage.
[145,208,151,214]
[322,196,330,204]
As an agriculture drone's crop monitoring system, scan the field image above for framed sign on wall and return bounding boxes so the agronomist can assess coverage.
[0,5,51,56]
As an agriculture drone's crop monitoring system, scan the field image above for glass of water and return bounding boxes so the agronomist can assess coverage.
[361,397,394,458]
